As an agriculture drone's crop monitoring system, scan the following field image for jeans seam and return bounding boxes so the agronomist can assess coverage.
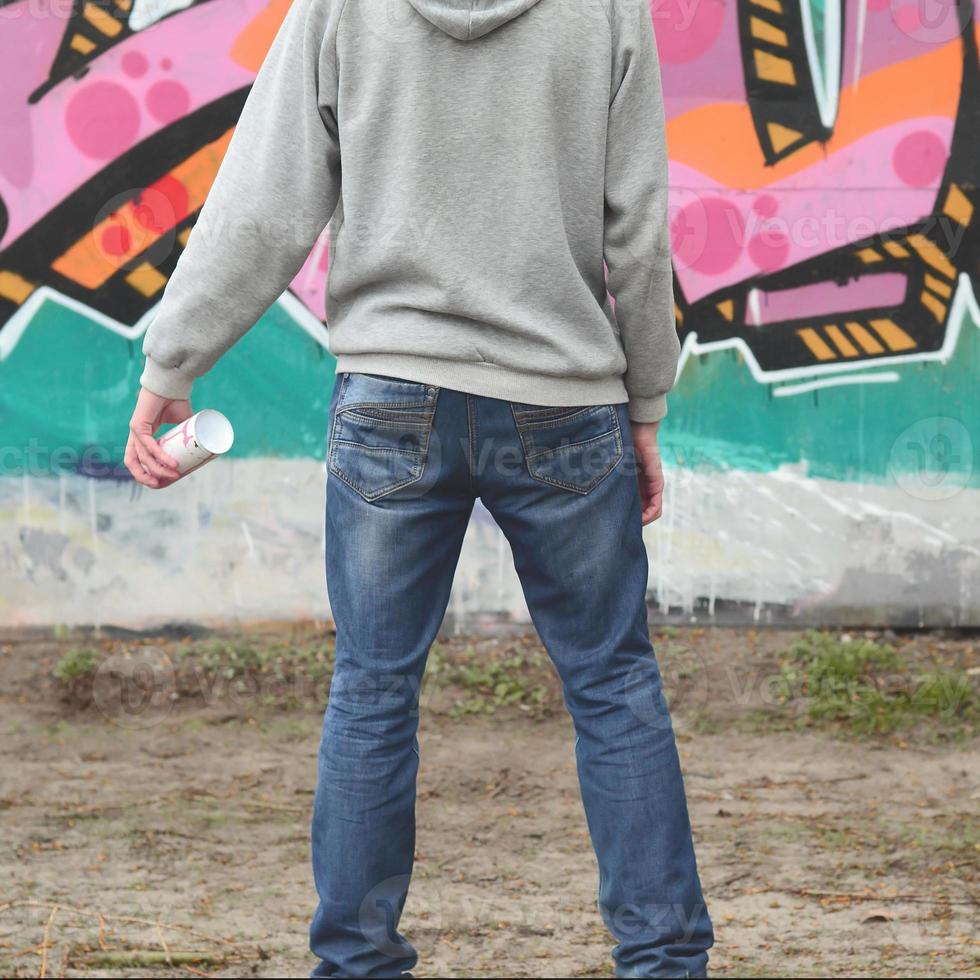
[339,400,435,412]
[512,405,624,495]
[328,460,424,501]
[513,405,604,430]
[331,443,425,456]
[327,386,440,502]
[326,374,349,476]
[467,393,479,494]
[525,425,620,461]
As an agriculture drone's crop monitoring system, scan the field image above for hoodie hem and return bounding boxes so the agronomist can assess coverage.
[139,356,196,401]
[333,353,630,408]
[626,392,668,423]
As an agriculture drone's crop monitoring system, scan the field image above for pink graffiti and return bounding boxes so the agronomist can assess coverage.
[655,0,966,306]
[158,420,193,450]
[0,0,267,248]
[668,116,954,304]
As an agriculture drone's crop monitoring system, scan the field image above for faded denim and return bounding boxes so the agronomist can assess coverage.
[309,373,713,978]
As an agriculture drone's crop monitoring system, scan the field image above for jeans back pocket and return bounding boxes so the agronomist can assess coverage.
[510,403,624,494]
[328,374,439,502]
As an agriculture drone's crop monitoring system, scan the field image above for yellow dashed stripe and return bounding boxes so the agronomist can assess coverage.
[83,1,123,36]
[942,184,973,228]
[767,121,802,153]
[0,270,35,304]
[750,16,788,45]
[754,49,796,85]
[798,327,836,361]
[70,33,96,54]
[125,262,168,297]
[920,290,947,323]
[883,240,909,259]
[869,318,917,352]
[924,273,952,299]
[906,233,957,280]
[845,322,885,355]
[824,324,859,357]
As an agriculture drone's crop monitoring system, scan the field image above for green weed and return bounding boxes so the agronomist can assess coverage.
[776,631,977,738]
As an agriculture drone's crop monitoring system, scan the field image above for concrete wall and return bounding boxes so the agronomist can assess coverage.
[1,0,978,627]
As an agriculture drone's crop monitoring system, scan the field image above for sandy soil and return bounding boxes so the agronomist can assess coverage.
[0,625,977,978]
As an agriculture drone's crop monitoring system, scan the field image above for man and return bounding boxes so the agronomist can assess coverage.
[126,0,714,975]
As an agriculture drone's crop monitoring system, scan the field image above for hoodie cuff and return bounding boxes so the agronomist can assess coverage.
[627,393,668,424]
[139,356,196,401]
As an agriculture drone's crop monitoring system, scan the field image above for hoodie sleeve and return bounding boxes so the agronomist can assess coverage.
[139,0,344,401]
[603,0,679,424]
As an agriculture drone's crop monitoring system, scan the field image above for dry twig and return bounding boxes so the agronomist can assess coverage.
[0,899,256,951]
[775,887,977,907]
[38,903,57,979]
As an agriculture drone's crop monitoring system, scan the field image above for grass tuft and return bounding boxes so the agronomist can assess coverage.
[52,647,100,681]
[426,644,554,717]
[776,631,977,738]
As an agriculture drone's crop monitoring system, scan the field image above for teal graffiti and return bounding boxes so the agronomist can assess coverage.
[0,299,976,487]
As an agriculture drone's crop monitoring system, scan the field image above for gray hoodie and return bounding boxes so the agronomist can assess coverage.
[140,0,679,422]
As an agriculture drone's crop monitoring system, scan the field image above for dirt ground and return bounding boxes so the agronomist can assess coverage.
[0,624,977,978]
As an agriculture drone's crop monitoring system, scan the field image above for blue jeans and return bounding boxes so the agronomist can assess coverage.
[309,372,713,978]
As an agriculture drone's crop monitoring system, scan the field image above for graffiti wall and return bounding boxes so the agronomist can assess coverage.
[0,0,977,627]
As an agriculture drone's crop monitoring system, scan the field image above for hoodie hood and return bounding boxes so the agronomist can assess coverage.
[407,0,545,41]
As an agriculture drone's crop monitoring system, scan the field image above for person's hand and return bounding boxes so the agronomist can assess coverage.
[632,420,664,525]
[125,387,192,489]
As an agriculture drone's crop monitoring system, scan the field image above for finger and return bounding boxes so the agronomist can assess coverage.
[653,473,664,504]
[650,486,664,522]
[638,484,655,523]
[132,415,179,465]
[636,474,654,519]
[130,446,162,488]
[639,476,657,506]
[135,439,175,481]
[124,437,156,487]
[132,425,180,475]
[127,448,160,488]
[639,484,664,525]
[132,436,172,485]
[143,426,181,471]
[151,439,181,473]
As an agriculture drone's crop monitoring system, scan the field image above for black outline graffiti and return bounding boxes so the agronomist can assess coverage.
[678,0,979,375]
[0,88,250,331]
[28,0,218,104]
[738,0,844,163]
